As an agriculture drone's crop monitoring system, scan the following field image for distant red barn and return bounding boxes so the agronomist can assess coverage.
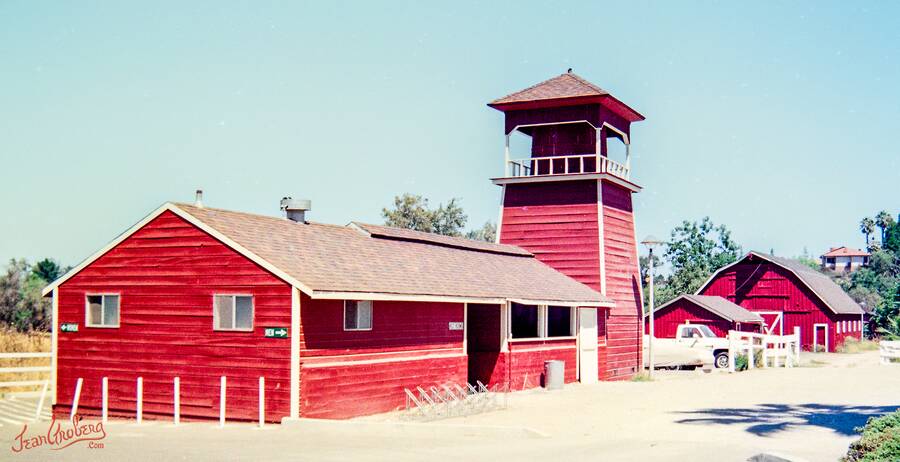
[647,294,764,338]
[697,252,865,352]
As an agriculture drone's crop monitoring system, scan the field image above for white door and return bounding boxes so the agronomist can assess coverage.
[578,308,599,384]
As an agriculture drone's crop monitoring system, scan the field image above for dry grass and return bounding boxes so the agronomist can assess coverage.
[630,371,653,382]
[837,337,881,354]
[0,327,50,394]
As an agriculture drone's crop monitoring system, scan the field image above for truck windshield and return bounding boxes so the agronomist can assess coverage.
[696,325,716,337]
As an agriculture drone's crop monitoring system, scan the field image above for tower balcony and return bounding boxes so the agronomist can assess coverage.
[506,154,630,181]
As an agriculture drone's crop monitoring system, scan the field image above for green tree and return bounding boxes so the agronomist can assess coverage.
[860,217,876,250]
[875,210,895,245]
[431,198,467,237]
[382,194,436,232]
[32,258,63,283]
[0,259,51,332]
[884,221,900,254]
[382,194,476,238]
[466,221,497,243]
[797,246,820,271]
[663,217,742,299]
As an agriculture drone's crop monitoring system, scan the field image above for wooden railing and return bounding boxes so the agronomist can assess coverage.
[0,351,52,421]
[881,341,900,365]
[507,154,630,180]
[726,328,801,372]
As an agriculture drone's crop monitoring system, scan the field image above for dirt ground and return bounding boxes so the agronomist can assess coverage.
[2,350,898,461]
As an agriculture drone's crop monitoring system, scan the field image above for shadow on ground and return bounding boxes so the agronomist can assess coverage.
[675,403,899,437]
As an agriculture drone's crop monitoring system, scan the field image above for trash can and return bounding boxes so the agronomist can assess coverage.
[543,360,565,390]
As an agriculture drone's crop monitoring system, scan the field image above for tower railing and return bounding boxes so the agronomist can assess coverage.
[507,154,630,180]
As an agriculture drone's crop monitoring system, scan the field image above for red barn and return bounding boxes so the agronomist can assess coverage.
[647,294,764,338]
[697,251,866,352]
[489,71,646,380]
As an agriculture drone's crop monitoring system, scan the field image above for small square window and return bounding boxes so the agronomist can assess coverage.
[214,295,253,331]
[344,300,372,331]
[85,295,120,328]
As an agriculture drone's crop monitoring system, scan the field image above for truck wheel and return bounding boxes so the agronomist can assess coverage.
[714,352,729,369]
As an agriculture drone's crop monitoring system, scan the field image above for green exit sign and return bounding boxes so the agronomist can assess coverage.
[264,327,288,338]
[60,323,79,333]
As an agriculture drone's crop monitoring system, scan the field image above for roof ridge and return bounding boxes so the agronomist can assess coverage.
[352,221,532,257]
[172,202,352,231]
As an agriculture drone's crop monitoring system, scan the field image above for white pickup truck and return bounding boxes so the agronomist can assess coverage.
[651,324,731,369]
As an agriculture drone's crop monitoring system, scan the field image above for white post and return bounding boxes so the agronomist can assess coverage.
[136,376,143,424]
[219,376,226,428]
[258,376,265,428]
[35,379,50,421]
[504,134,511,177]
[101,377,108,423]
[793,326,801,366]
[174,377,180,426]
[728,331,736,373]
[647,247,655,378]
[625,143,631,178]
[70,377,83,423]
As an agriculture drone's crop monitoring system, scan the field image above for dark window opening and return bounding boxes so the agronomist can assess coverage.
[511,302,538,338]
[547,306,572,337]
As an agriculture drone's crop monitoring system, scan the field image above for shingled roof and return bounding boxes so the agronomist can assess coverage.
[653,294,764,323]
[489,72,609,105]
[44,202,611,307]
[821,246,870,258]
[697,251,865,315]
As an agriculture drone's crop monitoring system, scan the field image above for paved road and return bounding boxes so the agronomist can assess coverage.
[0,351,897,461]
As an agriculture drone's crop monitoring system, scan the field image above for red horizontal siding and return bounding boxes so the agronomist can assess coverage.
[298,296,465,418]
[500,181,601,289]
[602,182,642,380]
[300,354,467,419]
[507,338,577,389]
[55,211,292,423]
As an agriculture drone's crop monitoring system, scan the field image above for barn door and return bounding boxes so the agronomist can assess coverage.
[758,311,784,335]
[578,308,599,384]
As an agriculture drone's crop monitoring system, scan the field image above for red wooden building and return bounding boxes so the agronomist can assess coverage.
[488,71,646,381]
[647,294,764,338]
[42,71,649,421]
[42,202,610,421]
[697,251,866,351]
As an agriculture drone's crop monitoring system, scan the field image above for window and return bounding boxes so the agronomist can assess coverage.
[547,306,573,337]
[86,295,120,327]
[837,321,842,334]
[680,326,702,339]
[214,295,253,331]
[344,300,372,331]
[510,303,539,338]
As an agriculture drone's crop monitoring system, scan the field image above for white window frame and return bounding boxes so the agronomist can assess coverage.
[213,294,254,332]
[343,300,373,331]
[509,304,577,341]
[836,321,841,334]
[85,294,121,328]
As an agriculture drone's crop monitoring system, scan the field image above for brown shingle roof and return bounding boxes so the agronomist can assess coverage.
[351,222,530,256]
[174,203,609,305]
[489,72,609,105]
[668,295,764,323]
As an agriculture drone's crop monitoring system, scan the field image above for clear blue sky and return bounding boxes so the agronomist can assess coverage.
[2,1,898,270]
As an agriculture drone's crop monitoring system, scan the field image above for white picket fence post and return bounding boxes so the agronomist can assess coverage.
[728,331,736,373]
[101,377,108,423]
[34,379,50,421]
[219,376,226,428]
[136,376,143,424]
[70,378,83,423]
[258,376,265,428]
[174,377,180,426]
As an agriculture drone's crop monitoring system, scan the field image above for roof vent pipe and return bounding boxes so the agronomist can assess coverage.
[280,197,311,223]
[195,189,204,208]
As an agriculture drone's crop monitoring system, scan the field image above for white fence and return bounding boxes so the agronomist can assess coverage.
[0,352,52,421]
[727,327,801,373]
[881,341,900,365]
